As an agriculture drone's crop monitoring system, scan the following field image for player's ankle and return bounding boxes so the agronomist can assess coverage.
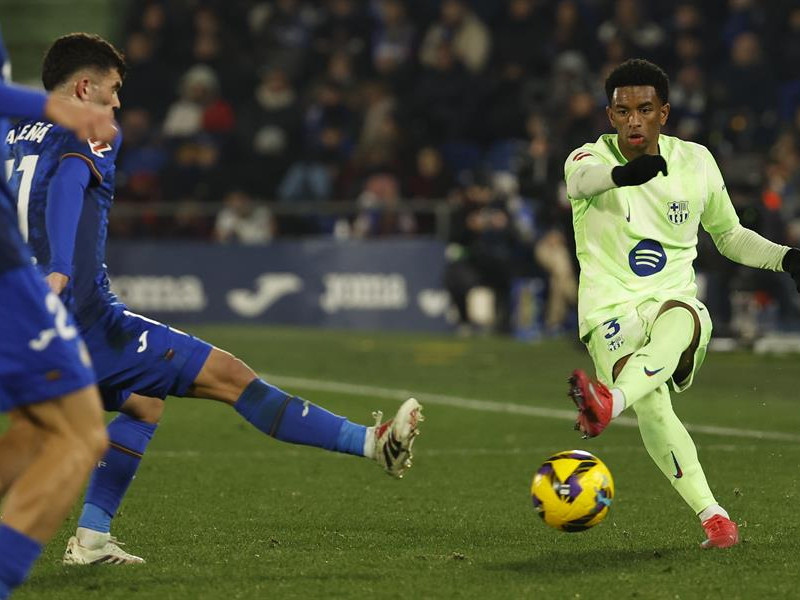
[698,504,729,522]
[610,388,626,419]
[363,426,376,459]
[76,527,110,550]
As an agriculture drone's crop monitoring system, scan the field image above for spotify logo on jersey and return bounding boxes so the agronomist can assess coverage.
[628,239,666,276]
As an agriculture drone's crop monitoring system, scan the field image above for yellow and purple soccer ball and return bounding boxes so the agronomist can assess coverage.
[531,450,614,532]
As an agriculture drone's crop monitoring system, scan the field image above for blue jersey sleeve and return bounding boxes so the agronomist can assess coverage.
[0,82,47,121]
[46,156,91,276]
[58,130,121,185]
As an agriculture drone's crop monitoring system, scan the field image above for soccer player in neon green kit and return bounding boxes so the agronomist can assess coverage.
[564,59,800,549]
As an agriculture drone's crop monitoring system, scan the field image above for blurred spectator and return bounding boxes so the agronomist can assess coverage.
[722,0,769,49]
[782,7,800,82]
[117,108,168,201]
[249,0,318,80]
[444,174,520,334]
[404,146,453,234]
[163,65,227,138]
[534,229,578,333]
[371,0,416,86]
[278,79,353,203]
[712,31,777,152]
[492,0,548,77]
[405,146,453,201]
[353,81,400,171]
[120,32,173,120]
[314,0,372,75]
[549,0,597,63]
[669,64,707,142]
[419,0,491,74]
[597,0,666,63]
[716,31,776,114]
[173,198,214,239]
[162,134,226,202]
[352,173,416,238]
[215,190,276,244]
[237,66,303,195]
[411,42,477,144]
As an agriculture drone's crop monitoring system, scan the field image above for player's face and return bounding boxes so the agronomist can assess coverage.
[85,68,123,114]
[606,86,669,159]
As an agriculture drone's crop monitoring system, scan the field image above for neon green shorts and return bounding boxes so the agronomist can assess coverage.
[584,295,712,393]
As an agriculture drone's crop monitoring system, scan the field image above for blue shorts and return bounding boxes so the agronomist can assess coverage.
[0,266,95,412]
[81,306,212,411]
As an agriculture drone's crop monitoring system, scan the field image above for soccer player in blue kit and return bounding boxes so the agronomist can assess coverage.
[6,33,424,565]
[0,27,118,599]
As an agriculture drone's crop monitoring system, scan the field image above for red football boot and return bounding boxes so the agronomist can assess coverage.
[567,369,613,438]
[700,514,740,549]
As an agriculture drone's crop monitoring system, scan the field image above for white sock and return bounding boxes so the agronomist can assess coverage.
[363,426,376,459]
[698,504,729,522]
[76,527,110,549]
[610,388,626,419]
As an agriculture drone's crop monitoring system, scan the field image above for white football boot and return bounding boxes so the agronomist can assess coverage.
[372,397,424,478]
[63,528,145,565]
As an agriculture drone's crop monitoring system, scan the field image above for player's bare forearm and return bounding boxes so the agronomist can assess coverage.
[45,272,69,295]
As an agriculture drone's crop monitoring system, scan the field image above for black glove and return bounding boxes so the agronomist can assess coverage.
[782,247,800,293]
[611,154,668,187]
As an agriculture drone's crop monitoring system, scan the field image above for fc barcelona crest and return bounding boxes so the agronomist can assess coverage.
[667,201,689,225]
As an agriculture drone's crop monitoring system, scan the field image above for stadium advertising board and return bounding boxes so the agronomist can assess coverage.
[106,240,452,332]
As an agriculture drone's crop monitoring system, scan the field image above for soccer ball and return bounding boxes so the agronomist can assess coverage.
[530,449,614,532]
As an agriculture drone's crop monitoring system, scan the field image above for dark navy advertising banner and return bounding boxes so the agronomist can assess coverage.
[106,240,452,332]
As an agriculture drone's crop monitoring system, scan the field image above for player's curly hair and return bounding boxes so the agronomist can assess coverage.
[605,59,669,105]
[42,33,126,91]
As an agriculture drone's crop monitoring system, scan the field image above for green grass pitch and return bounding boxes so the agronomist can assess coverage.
[8,326,800,599]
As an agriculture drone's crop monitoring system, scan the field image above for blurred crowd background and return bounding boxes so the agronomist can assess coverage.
[7,0,800,337]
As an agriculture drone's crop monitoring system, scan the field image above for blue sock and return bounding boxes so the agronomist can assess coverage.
[78,414,157,533]
[0,525,42,599]
[234,379,367,456]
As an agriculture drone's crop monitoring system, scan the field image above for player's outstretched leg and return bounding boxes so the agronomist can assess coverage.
[633,386,739,548]
[188,348,425,478]
[64,395,161,565]
[0,387,108,598]
[569,304,696,437]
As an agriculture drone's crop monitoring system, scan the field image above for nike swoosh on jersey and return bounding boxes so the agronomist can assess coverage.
[644,366,665,377]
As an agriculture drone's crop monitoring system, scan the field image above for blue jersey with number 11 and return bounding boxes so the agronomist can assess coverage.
[6,121,121,325]
[0,27,34,274]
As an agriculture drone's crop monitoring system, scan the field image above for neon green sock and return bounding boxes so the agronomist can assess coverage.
[614,307,694,410]
[633,385,716,513]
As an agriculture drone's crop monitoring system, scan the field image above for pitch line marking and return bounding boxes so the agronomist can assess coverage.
[262,373,800,444]
[147,444,760,460]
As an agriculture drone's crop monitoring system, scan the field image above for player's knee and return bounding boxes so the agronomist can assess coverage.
[7,415,42,449]
[220,352,257,387]
[46,426,100,480]
[122,395,164,424]
[658,301,700,334]
[139,399,165,424]
[83,422,110,464]
[631,392,670,423]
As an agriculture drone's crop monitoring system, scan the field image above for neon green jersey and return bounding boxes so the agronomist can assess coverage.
[564,133,739,338]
